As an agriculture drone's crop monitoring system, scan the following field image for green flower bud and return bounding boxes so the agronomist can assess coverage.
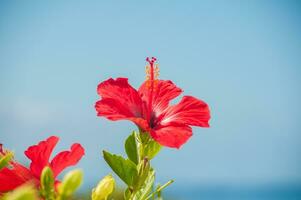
[57,169,83,200]
[92,175,115,200]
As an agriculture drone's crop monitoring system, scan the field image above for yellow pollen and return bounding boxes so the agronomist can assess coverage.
[145,63,159,90]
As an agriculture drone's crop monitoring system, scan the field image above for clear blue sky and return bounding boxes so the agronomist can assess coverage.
[0,0,301,191]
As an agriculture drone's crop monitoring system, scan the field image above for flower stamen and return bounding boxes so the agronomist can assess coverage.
[145,57,159,123]
[145,57,159,89]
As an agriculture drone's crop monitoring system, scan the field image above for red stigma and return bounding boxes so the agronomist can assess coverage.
[146,57,157,66]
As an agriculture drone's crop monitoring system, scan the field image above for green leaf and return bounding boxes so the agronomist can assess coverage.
[57,169,83,200]
[143,140,161,160]
[103,150,138,187]
[40,166,55,200]
[0,151,14,170]
[92,174,115,200]
[3,184,38,200]
[125,132,139,165]
[131,169,155,200]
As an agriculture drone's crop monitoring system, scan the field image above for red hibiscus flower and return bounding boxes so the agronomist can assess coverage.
[95,57,210,148]
[0,136,85,193]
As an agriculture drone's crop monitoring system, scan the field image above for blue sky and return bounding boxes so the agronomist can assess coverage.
[0,0,301,191]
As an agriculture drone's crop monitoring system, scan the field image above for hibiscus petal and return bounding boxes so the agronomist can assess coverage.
[24,136,59,178]
[151,124,192,149]
[138,80,182,117]
[95,98,150,131]
[0,162,35,192]
[159,96,210,127]
[50,143,85,177]
[97,78,143,118]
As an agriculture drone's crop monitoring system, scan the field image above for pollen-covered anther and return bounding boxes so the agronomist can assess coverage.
[145,65,151,88]
[145,57,159,91]
[145,65,150,73]
[154,64,159,79]
[145,80,151,88]
[153,80,159,92]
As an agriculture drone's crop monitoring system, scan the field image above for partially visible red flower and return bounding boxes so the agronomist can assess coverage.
[0,136,85,193]
[95,57,210,148]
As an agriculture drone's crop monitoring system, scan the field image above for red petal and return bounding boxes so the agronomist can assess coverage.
[0,162,35,192]
[96,78,143,117]
[139,80,182,117]
[50,143,85,177]
[159,96,210,127]
[95,98,150,131]
[151,124,192,148]
[24,136,59,178]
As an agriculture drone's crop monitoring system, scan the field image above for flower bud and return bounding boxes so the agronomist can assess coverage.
[92,175,115,200]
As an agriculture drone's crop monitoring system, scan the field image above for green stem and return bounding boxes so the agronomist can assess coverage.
[127,131,152,199]
[125,130,169,200]
[145,180,174,200]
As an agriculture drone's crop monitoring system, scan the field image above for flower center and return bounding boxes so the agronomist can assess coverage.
[145,57,159,124]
